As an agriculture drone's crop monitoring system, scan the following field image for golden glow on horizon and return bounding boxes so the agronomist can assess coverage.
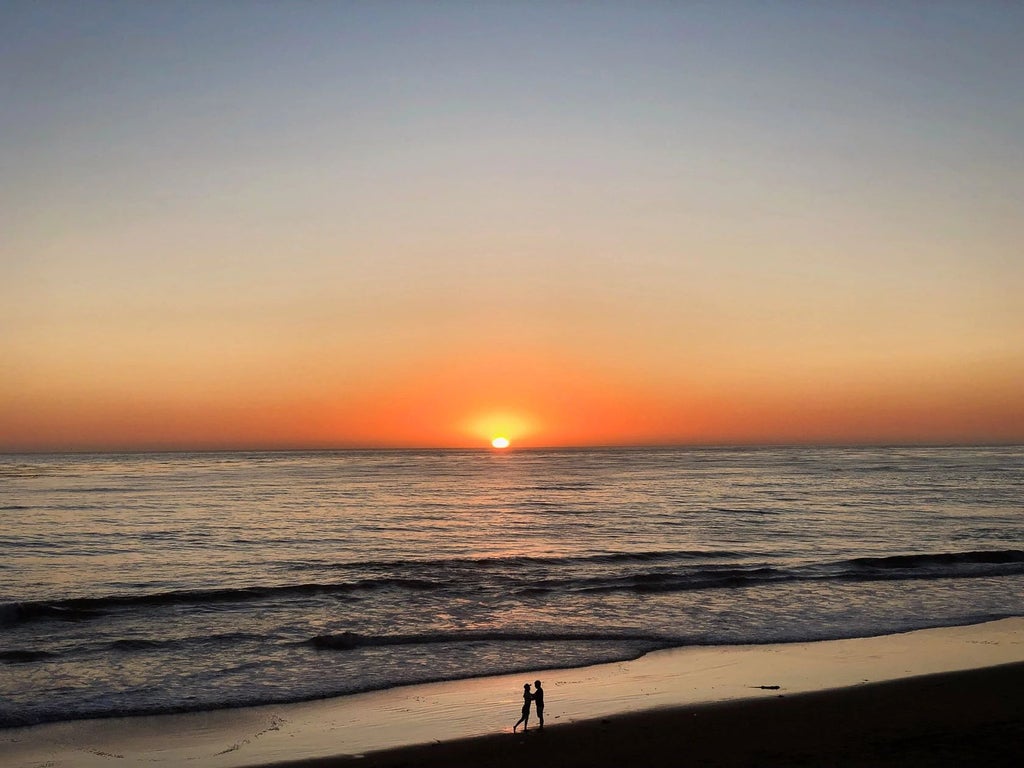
[463,408,538,447]
[2,343,1021,450]
[491,436,510,449]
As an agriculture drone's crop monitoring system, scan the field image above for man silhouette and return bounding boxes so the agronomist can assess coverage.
[533,680,544,729]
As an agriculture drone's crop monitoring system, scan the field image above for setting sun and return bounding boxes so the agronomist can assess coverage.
[491,437,510,449]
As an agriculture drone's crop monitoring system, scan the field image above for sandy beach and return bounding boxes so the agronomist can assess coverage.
[3,618,1022,768]
[264,662,1024,767]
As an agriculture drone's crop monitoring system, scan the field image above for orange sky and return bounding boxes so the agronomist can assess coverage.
[3,342,1021,451]
[2,4,1023,451]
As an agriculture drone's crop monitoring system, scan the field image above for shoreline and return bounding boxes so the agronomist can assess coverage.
[2,615,1016,730]
[2,617,1022,767]
[256,662,1024,768]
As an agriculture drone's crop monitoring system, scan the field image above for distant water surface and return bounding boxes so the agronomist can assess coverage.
[1,446,1022,727]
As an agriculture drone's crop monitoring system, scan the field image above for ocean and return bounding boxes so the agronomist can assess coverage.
[1,446,1022,728]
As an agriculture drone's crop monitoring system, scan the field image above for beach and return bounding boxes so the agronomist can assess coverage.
[3,618,1022,767]
[275,662,1024,768]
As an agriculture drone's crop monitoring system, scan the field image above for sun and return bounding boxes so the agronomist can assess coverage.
[491,436,511,449]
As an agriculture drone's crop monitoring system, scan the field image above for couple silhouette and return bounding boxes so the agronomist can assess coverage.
[512,680,544,732]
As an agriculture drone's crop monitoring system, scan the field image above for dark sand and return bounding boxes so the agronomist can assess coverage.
[254,662,1024,768]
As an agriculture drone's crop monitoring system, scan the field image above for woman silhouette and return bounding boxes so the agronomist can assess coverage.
[512,682,532,732]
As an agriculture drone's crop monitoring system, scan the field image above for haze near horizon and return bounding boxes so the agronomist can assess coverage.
[2,1,1022,451]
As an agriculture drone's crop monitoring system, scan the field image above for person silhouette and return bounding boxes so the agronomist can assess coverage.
[512,682,532,732]
[533,680,544,730]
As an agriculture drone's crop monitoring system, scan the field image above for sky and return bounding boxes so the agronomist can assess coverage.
[2,1,1022,450]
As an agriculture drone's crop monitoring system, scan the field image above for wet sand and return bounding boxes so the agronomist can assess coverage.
[3,618,1022,767]
[260,662,1024,767]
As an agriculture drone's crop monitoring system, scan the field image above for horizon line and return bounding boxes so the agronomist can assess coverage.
[2,440,1022,456]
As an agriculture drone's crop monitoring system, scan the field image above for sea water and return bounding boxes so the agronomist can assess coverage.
[1,446,1022,727]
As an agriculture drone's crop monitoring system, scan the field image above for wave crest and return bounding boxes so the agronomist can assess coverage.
[4,548,1020,627]
[309,629,665,651]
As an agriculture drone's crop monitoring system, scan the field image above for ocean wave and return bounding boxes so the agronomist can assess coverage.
[0,649,58,663]
[850,550,1024,569]
[571,566,786,594]
[292,548,752,572]
[0,602,107,625]
[527,550,1024,595]
[308,629,665,651]
[0,632,266,666]
[4,549,1021,627]
[0,578,443,627]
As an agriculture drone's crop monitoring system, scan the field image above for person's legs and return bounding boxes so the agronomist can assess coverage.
[537,707,544,729]
[514,707,530,732]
